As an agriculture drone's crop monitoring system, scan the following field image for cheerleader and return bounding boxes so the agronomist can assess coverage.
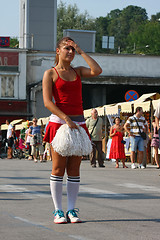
[42,37,102,224]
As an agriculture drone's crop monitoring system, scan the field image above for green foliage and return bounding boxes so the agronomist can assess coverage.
[127,22,160,55]
[57,1,95,41]
[107,5,148,53]
[150,12,160,22]
[10,38,19,48]
[94,5,148,53]
[94,16,108,52]
[9,2,159,55]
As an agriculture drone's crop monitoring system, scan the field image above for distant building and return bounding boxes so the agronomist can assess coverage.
[0,48,28,125]
[63,29,96,53]
[19,0,57,51]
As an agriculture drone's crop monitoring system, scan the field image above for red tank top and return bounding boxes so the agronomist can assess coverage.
[52,68,83,115]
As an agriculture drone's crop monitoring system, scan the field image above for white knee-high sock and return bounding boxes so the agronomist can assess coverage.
[50,175,63,211]
[67,176,80,211]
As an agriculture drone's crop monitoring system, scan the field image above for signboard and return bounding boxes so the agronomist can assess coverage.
[0,52,18,66]
[102,36,114,49]
[0,37,10,47]
[125,90,139,102]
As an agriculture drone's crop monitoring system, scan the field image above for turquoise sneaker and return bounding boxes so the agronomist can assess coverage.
[66,208,82,223]
[53,210,67,224]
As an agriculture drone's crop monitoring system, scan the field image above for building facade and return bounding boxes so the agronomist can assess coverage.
[0,48,28,125]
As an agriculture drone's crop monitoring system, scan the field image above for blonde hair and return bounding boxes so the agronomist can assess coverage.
[54,37,74,66]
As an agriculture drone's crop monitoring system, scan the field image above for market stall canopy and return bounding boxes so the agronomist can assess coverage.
[83,93,160,117]
[134,99,160,113]
[0,119,25,130]
[120,92,160,113]
[83,104,118,118]
[116,101,133,113]
[152,99,160,110]
[15,121,32,131]
[134,92,160,103]
[37,117,50,126]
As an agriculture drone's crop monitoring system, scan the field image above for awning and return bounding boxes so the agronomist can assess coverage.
[117,102,133,113]
[37,117,50,126]
[83,104,118,118]
[119,93,160,113]
[133,92,160,103]
[0,119,25,130]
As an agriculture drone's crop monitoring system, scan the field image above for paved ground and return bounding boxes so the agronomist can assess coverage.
[0,158,160,240]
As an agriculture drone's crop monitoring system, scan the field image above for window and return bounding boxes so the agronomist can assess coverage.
[0,75,15,98]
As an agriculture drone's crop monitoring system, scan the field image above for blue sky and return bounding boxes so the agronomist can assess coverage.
[0,0,160,38]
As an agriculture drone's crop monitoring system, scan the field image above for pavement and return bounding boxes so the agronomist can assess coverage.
[0,158,160,240]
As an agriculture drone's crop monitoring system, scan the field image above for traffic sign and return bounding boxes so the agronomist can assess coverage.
[125,90,139,102]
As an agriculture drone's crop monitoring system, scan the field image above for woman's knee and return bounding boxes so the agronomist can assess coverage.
[52,166,65,176]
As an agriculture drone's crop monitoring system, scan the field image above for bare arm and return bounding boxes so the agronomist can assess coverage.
[124,122,133,136]
[42,69,78,129]
[25,132,28,143]
[110,126,116,137]
[155,116,159,130]
[28,128,34,137]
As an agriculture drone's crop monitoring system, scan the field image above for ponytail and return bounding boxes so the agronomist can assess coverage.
[54,53,59,66]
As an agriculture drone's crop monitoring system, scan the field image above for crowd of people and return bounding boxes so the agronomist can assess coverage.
[86,105,160,170]
[1,37,160,225]
[4,117,51,162]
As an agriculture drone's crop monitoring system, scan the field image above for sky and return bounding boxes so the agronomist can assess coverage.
[0,0,160,38]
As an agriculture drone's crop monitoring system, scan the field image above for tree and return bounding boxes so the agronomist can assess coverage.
[94,16,108,52]
[57,1,95,41]
[107,5,148,52]
[127,21,160,55]
[10,38,19,48]
[150,12,160,22]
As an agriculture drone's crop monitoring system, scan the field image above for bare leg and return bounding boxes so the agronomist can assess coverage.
[51,147,67,176]
[137,151,143,165]
[121,158,128,168]
[115,159,119,168]
[130,151,135,164]
[154,147,160,168]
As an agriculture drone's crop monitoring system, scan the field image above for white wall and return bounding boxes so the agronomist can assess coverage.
[27,53,160,85]
[19,51,27,99]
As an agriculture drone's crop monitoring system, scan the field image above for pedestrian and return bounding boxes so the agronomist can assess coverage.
[154,101,160,149]
[109,117,128,168]
[25,121,33,160]
[6,119,14,159]
[150,120,159,168]
[86,108,105,168]
[42,37,102,224]
[12,125,18,147]
[124,107,148,169]
[28,117,44,163]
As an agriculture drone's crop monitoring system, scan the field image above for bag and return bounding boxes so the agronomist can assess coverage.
[30,135,37,146]
[140,132,147,140]
[134,117,147,140]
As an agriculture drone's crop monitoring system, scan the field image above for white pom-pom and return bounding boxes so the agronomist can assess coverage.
[52,124,92,157]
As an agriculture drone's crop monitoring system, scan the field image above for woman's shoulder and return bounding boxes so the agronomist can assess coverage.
[73,67,83,77]
[111,125,115,130]
[43,68,58,82]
